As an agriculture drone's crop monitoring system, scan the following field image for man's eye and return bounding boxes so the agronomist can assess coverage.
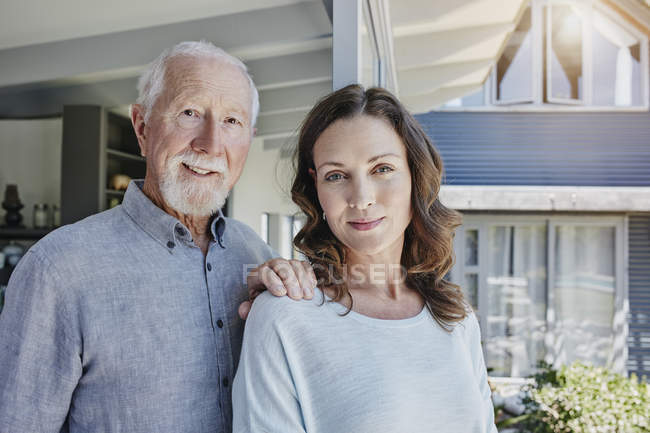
[325,173,344,181]
[226,117,241,126]
[176,109,202,129]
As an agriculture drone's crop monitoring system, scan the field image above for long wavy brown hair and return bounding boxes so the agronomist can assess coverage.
[291,84,467,329]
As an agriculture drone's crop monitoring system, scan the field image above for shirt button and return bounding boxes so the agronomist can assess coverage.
[175,226,185,236]
[206,262,212,271]
[222,377,229,387]
[216,319,224,328]
[166,241,175,249]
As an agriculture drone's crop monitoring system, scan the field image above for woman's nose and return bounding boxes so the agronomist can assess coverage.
[348,178,376,209]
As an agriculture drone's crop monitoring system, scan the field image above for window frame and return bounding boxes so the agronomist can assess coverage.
[492,5,536,106]
[543,1,592,105]
[441,0,649,112]
[592,0,650,108]
[453,213,629,378]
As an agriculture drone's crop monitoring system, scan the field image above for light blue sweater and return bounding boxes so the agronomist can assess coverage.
[233,289,498,433]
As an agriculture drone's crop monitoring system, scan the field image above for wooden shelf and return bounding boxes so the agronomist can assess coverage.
[0,227,53,240]
[62,106,146,223]
[106,148,145,162]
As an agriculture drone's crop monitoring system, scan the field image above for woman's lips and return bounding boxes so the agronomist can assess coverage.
[348,217,384,231]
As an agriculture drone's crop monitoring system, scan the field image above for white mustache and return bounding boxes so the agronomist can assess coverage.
[174,150,228,174]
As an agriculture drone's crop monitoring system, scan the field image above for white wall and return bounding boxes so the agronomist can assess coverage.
[231,136,299,237]
[0,119,62,228]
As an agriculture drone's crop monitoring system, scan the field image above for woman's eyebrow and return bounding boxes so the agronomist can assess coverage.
[316,161,344,171]
[317,153,401,171]
[367,153,400,164]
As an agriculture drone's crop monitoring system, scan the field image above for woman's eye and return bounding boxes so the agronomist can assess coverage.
[226,117,241,126]
[325,173,344,182]
[182,109,198,117]
[375,165,394,173]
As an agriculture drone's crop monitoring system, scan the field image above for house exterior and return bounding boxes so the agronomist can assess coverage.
[415,0,650,381]
[1,0,648,384]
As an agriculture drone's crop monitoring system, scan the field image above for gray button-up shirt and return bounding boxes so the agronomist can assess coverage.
[0,180,275,433]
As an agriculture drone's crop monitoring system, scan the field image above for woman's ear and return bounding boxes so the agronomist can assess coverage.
[308,168,316,180]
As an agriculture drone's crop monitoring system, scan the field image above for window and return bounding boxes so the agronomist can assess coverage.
[291,215,306,260]
[260,212,269,244]
[545,3,585,103]
[550,223,618,367]
[496,6,534,103]
[591,9,644,106]
[452,215,626,378]
[485,224,547,377]
[441,0,649,109]
[360,0,397,93]
[463,228,480,310]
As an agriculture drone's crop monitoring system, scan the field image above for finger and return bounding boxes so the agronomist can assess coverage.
[238,301,251,320]
[302,260,317,289]
[246,265,262,292]
[293,260,315,299]
[248,285,265,301]
[272,261,302,299]
[288,260,311,299]
[260,265,288,297]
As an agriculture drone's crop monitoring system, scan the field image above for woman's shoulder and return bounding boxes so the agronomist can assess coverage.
[247,289,328,326]
[449,308,481,340]
[243,290,334,348]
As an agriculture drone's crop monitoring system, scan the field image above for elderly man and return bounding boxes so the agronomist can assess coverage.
[0,41,314,433]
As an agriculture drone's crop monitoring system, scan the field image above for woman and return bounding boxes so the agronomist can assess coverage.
[232,85,497,433]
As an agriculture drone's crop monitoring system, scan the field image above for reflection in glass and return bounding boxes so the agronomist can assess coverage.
[465,229,478,266]
[552,225,615,368]
[497,6,533,102]
[546,4,583,101]
[486,225,547,377]
[592,10,642,106]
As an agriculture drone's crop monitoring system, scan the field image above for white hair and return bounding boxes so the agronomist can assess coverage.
[159,149,230,217]
[135,40,259,127]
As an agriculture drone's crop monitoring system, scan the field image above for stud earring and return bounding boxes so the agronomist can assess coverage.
[323,212,327,221]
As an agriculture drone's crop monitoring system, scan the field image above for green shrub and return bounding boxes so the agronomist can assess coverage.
[518,361,650,433]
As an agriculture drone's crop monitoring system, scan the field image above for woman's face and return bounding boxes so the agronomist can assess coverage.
[311,114,412,259]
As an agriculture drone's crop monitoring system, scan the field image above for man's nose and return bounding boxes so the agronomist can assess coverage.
[191,119,225,156]
[348,177,376,210]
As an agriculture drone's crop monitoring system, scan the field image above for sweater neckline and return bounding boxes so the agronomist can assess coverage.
[315,287,429,328]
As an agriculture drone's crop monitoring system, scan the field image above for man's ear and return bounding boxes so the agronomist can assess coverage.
[130,104,147,157]
[308,168,316,180]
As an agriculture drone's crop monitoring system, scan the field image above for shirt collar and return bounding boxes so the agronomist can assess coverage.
[122,180,227,251]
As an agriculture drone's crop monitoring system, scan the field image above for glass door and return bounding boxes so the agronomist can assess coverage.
[454,215,627,377]
[485,223,548,377]
[547,220,626,371]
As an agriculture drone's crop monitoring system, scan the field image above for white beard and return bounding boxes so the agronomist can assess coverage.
[159,150,230,217]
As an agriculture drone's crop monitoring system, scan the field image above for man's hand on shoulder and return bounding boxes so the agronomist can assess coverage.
[238,258,317,320]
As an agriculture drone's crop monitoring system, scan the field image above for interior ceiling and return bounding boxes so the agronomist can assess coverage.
[0,0,648,141]
[0,0,333,137]
[0,0,313,50]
